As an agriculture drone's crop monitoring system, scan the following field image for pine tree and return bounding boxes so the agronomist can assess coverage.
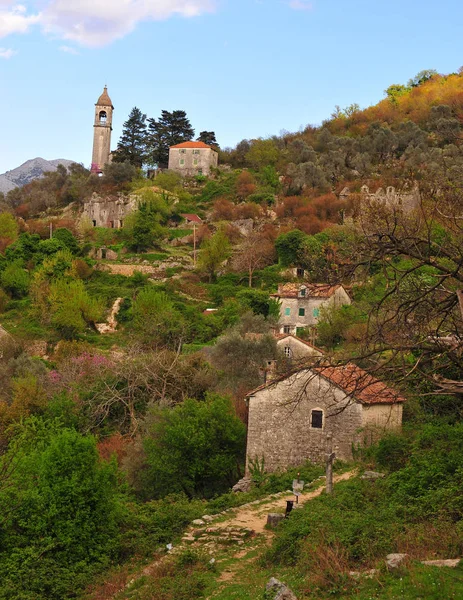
[197,131,218,147]
[146,110,195,168]
[113,107,147,168]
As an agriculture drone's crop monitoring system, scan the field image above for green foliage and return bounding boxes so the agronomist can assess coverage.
[236,288,275,317]
[198,230,231,282]
[0,212,18,243]
[52,228,80,254]
[132,287,185,348]
[124,197,169,252]
[275,229,307,267]
[113,107,148,168]
[152,170,183,192]
[49,279,103,339]
[141,394,246,499]
[1,261,29,298]
[0,421,121,600]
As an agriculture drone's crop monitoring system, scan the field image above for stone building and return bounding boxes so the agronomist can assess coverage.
[275,334,324,360]
[168,141,218,176]
[91,87,114,174]
[82,193,137,228]
[272,283,351,335]
[245,363,405,473]
[340,184,420,213]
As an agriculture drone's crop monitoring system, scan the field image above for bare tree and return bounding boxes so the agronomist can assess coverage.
[232,230,276,287]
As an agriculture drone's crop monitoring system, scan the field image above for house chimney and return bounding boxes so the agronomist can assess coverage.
[262,360,278,384]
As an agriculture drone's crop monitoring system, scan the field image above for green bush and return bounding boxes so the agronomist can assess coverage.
[1,261,30,298]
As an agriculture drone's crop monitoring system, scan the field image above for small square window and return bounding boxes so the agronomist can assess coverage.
[283,326,291,334]
[299,288,306,297]
[194,159,198,165]
[298,308,305,317]
[179,149,186,154]
[311,410,323,429]
[180,159,185,165]
[296,268,305,278]
[193,149,200,154]
[313,308,320,318]
[284,307,291,316]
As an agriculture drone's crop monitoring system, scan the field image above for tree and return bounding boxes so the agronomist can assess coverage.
[245,138,279,169]
[198,229,231,282]
[407,69,438,88]
[0,421,120,600]
[49,279,103,339]
[275,229,308,267]
[131,288,185,349]
[232,231,275,286]
[141,394,246,499]
[197,131,218,146]
[113,107,147,168]
[147,110,195,168]
[0,261,29,298]
[0,213,18,251]
[124,198,168,252]
[52,228,80,255]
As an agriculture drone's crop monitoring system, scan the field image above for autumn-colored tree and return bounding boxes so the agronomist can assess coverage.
[235,171,257,200]
[212,198,236,221]
[232,231,276,286]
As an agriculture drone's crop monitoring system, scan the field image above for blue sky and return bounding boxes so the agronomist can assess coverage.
[0,0,462,173]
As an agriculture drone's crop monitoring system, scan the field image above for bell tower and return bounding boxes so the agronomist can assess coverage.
[91,86,114,174]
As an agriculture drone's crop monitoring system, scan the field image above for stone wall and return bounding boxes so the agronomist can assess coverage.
[340,184,420,213]
[246,369,364,473]
[82,193,137,228]
[276,336,323,360]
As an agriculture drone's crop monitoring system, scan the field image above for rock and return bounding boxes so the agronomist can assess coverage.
[361,471,386,480]
[181,535,196,544]
[232,477,252,493]
[202,515,214,522]
[349,569,378,579]
[265,577,298,600]
[266,513,285,528]
[386,553,409,569]
[421,559,461,568]
[192,519,205,526]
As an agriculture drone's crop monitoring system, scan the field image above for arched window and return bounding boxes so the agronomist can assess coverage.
[99,110,107,124]
[310,409,324,429]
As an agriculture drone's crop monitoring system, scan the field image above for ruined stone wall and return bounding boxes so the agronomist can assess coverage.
[82,193,137,228]
[245,369,364,474]
[340,185,420,213]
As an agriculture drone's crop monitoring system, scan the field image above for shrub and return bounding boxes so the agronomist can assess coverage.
[1,261,30,298]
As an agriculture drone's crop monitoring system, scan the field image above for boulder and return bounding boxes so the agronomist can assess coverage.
[232,477,252,493]
[266,513,285,528]
[202,515,214,522]
[265,577,298,600]
[361,471,385,480]
[421,559,461,568]
[386,553,409,570]
[191,519,205,526]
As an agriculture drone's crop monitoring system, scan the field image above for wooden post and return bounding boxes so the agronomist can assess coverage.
[326,433,335,495]
[49,222,53,239]
[193,223,197,267]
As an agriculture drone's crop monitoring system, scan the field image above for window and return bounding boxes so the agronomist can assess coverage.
[193,149,200,154]
[283,326,291,334]
[296,268,305,278]
[92,220,97,227]
[298,308,305,317]
[284,307,291,316]
[180,159,185,165]
[313,308,320,318]
[179,149,186,154]
[99,110,107,124]
[299,288,306,297]
[311,409,323,429]
[284,346,292,358]
[193,159,198,165]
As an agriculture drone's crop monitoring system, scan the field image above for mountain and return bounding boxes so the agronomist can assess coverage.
[0,157,76,194]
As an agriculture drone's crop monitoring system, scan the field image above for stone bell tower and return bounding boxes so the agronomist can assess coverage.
[91,86,114,174]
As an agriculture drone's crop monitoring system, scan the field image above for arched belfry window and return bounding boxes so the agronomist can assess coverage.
[99,111,107,124]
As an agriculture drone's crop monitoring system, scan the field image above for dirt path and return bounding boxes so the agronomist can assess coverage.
[218,471,355,535]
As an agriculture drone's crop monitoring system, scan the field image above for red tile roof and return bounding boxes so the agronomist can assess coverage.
[272,283,344,299]
[180,213,203,223]
[247,363,405,405]
[170,141,212,149]
[315,363,406,405]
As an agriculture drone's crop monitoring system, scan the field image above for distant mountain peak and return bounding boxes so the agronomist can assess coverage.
[0,157,77,195]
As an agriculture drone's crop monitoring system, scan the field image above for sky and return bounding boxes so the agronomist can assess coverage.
[0,0,462,173]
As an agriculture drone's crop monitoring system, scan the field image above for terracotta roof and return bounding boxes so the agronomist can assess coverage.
[170,141,212,149]
[180,213,203,223]
[314,363,406,405]
[247,363,406,405]
[274,334,324,355]
[96,86,113,107]
[272,283,344,299]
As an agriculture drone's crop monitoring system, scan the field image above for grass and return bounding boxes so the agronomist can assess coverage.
[169,229,193,240]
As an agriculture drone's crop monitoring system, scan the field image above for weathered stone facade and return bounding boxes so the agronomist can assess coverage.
[91,87,114,174]
[168,141,218,176]
[245,366,404,473]
[272,284,351,335]
[276,334,323,360]
[82,193,137,228]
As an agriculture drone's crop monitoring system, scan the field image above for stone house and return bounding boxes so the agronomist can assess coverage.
[245,363,405,473]
[168,141,218,176]
[275,334,324,360]
[272,283,351,335]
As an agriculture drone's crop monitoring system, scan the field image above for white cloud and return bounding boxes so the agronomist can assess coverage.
[288,0,313,10]
[59,44,79,54]
[0,46,16,58]
[42,0,217,47]
[0,3,41,38]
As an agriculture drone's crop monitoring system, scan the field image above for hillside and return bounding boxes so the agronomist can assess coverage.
[0,69,462,600]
